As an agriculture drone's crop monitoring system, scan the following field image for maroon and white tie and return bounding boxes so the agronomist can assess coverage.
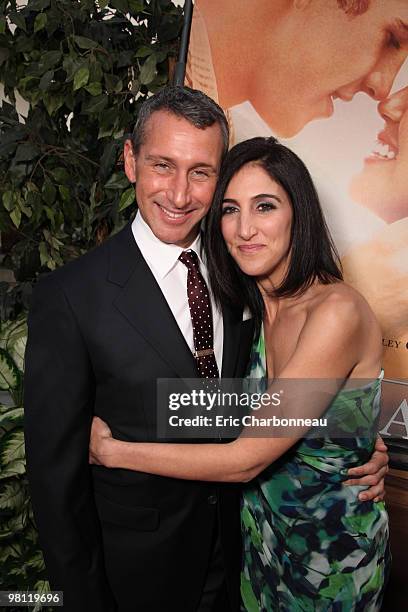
[179,249,219,379]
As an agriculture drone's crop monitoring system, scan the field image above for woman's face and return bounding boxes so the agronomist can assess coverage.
[350,86,408,223]
[248,0,408,137]
[221,163,293,284]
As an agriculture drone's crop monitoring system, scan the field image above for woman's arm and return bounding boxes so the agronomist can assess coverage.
[90,419,293,483]
[90,294,371,483]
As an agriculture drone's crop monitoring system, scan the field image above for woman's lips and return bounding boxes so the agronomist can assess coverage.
[368,140,396,161]
[365,125,399,163]
[237,244,265,253]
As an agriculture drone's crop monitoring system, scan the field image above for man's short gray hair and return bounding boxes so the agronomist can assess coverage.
[131,86,229,156]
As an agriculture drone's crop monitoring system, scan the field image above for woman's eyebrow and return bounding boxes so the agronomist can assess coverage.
[252,193,281,203]
[222,194,282,204]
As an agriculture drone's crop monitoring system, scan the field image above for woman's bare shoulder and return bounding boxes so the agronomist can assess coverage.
[309,281,374,314]
[304,282,382,369]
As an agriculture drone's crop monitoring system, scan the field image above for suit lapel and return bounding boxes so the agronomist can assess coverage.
[107,224,198,380]
[107,223,253,381]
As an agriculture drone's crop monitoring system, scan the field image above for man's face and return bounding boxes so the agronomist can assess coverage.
[251,0,408,137]
[124,110,224,247]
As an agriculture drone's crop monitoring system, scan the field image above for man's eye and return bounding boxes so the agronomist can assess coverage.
[387,31,401,50]
[221,206,238,215]
[257,202,276,212]
[155,163,170,171]
[192,169,210,179]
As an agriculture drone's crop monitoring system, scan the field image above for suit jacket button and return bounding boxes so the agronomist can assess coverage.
[207,494,217,505]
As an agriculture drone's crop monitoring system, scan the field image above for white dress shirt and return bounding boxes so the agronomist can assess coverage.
[132,211,224,374]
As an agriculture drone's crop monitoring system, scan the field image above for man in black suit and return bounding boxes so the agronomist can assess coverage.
[24,86,388,612]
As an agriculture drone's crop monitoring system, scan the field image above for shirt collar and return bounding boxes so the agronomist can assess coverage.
[132,210,205,280]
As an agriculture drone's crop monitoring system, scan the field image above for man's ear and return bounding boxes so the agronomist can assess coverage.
[124,139,137,183]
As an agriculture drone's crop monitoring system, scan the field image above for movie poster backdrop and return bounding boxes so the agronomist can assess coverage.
[186,0,408,465]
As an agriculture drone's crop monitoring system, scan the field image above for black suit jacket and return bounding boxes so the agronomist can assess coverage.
[24,223,254,612]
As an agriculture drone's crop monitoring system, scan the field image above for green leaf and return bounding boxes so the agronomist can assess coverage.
[0,542,23,563]
[135,46,152,58]
[82,94,108,114]
[154,51,167,64]
[99,142,117,180]
[73,36,98,50]
[34,12,47,33]
[89,60,103,84]
[43,205,55,224]
[2,191,14,212]
[0,349,19,391]
[9,11,26,33]
[0,459,26,480]
[139,54,157,85]
[0,101,19,123]
[111,0,129,13]
[6,326,27,372]
[128,0,144,13]
[40,50,62,72]
[0,481,25,511]
[58,185,70,202]
[84,82,102,96]
[104,73,119,92]
[118,187,135,212]
[39,70,54,91]
[19,75,40,92]
[73,66,90,91]
[98,124,113,139]
[20,202,32,218]
[39,241,50,267]
[104,172,129,190]
[97,0,109,8]
[0,16,6,34]
[1,429,25,466]
[44,229,64,249]
[50,167,69,183]
[0,407,24,428]
[26,551,45,572]
[116,51,134,68]
[63,56,82,81]
[42,180,56,205]
[0,511,27,537]
[43,93,64,116]
[114,79,123,94]
[29,0,51,9]
[0,318,26,349]
[10,207,22,228]
[14,143,40,162]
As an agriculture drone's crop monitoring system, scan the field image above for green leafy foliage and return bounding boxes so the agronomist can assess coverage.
[0,317,49,601]
[0,0,182,604]
[0,0,182,319]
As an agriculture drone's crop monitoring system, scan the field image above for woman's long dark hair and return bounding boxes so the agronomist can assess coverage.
[205,137,343,336]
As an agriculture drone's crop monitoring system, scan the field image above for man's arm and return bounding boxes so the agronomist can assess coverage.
[24,275,115,612]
